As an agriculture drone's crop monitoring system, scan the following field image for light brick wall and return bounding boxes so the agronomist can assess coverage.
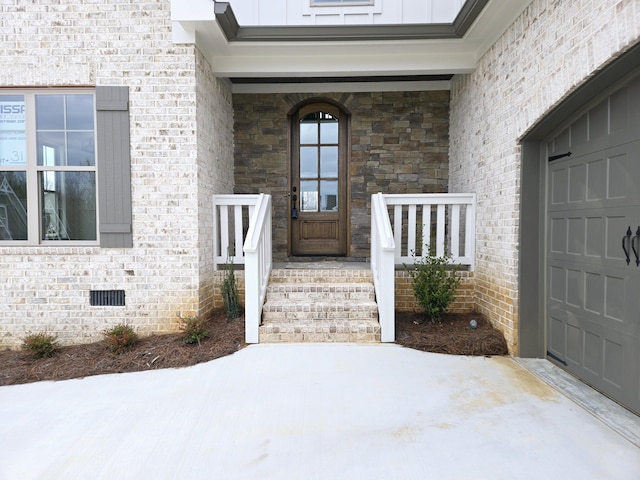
[395,270,475,314]
[449,0,640,354]
[0,1,232,348]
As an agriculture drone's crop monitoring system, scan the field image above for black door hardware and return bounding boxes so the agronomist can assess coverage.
[632,226,640,267]
[622,226,632,265]
[291,186,298,219]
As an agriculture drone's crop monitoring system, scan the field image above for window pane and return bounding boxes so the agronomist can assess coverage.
[37,131,66,166]
[36,95,65,130]
[0,95,26,167]
[300,180,318,212]
[66,95,94,130]
[67,132,95,166]
[320,146,338,177]
[40,171,96,241]
[0,172,27,240]
[300,114,318,144]
[300,146,318,178]
[320,116,338,143]
[320,180,338,211]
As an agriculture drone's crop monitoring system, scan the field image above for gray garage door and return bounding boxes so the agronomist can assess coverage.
[546,74,640,414]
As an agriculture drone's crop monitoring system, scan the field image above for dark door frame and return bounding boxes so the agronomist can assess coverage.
[287,97,351,257]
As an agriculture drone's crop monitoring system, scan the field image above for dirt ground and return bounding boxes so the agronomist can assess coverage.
[0,310,507,386]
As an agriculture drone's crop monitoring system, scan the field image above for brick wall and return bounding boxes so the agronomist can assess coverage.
[449,0,640,354]
[0,1,233,348]
[233,91,450,261]
[394,270,475,313]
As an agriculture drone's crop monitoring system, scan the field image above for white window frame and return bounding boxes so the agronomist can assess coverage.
[305,0,380,18]
[0,88,99,246]
[311,0,374,5]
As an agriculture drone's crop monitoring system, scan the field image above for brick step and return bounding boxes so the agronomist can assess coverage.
[265,283,376,301]
[259,319,380,343]
[268,268,373,284]
[259,266,380,343]
[262,299,379,321]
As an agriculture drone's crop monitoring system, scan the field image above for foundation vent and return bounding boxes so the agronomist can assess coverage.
[90,290,125,306]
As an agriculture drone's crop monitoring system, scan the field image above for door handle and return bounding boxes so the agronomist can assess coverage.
[622,226,632,265]
[632,226,640,267]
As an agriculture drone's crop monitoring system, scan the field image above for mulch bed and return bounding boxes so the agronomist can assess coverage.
[395,311,509,356]
[0,310,246,386]
[0,310,508,387]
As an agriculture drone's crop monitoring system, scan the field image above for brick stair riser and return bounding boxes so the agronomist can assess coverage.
[259,268,380,343]
[266,286,375,302]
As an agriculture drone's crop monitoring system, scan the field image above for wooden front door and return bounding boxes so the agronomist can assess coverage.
[290,103,348,256]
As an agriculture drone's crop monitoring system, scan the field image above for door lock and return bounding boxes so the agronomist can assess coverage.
[291,186,298,219]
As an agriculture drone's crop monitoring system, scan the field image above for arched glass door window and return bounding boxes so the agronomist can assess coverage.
[299,111,339,213]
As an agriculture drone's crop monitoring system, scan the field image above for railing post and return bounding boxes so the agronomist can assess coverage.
[371,193,396,342]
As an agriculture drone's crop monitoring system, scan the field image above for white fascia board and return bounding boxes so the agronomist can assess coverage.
[170,0,215,21]
[211,49,475,77]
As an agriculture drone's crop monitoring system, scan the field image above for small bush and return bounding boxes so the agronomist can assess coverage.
[103,324,139,354]
[407,253,461,323]
[221,260,241,320]
[22,333,59,359]
[179,315,209,345]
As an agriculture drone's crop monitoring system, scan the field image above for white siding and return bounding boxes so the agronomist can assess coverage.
[227,0,465,26]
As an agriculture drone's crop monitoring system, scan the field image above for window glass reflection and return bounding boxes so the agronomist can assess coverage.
[300,180,318,212]
[36,95,65,130]
[0,95,26,167]
[300,146,318,178]
[40,171,96,241]
[320,180,338,211]
[320,117,338,144]
[320,146,338,177]
[300,113,318,144]
[0,172,27,240]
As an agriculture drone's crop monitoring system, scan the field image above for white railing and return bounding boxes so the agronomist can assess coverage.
[213,193,272,344]
[371,193,396,342]
[383,193,476,269]
[212,194,261,268]
[370,192,476,343]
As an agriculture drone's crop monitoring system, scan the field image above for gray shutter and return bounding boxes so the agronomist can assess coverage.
[96,86,133,248]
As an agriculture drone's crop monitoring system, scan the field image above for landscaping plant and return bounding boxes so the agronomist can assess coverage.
[221,259,241,320]
[103,323,139,354]
[22,332,59,359]
[407,252,461,323]
[179,315,209,345]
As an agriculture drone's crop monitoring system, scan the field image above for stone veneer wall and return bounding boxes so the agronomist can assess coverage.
[233,91,450,261]
[0,0,233,348]
[448,0,640,354]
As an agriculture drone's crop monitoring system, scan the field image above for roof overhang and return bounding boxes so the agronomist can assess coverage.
[171,0,531,91]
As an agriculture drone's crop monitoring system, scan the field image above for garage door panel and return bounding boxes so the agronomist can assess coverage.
[569,163,587,202]
[603,274,625,322]
[545,72,640,414]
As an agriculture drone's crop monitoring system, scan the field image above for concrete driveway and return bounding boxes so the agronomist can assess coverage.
[1,343,638,479]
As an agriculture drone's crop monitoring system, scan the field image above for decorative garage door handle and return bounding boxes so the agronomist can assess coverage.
[622,226,632,265]
[632,226,640,267]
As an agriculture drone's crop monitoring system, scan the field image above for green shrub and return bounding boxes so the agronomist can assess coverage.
[179,315,209,345]
[22,332,59,359]
[221,260,241,320]
[103,324,139,354]
[407,253,461,323]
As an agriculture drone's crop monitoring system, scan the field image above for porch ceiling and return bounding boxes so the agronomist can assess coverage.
[171,0,532,87]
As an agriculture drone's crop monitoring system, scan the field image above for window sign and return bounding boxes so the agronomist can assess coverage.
[0,96,26,167]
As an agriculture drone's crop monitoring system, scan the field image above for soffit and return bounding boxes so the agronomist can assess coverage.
[171,0,532,80]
